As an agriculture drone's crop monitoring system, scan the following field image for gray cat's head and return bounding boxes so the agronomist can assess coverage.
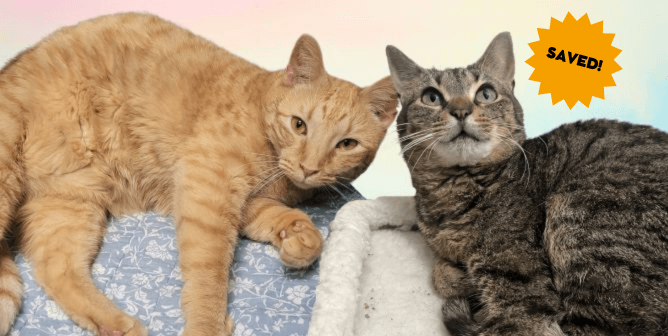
[386,32,525,168]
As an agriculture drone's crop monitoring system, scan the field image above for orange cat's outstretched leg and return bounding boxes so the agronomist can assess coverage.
[242,197,323,268]
[21,192,147,336]
[174,159,245,336]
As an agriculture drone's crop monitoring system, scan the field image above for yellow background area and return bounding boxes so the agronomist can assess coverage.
[527,13,622,109]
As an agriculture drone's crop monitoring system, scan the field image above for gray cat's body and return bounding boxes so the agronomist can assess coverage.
[386,33,668,336]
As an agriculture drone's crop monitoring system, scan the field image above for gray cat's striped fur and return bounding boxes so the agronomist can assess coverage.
[386,33,668,335]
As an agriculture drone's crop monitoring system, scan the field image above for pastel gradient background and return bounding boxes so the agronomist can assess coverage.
[1,0,666,198]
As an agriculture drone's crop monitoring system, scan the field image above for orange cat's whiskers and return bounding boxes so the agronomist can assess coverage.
[320,187,341,203]
[256,166,282,180]
[335,175,355,184]
[334,180,356,193]
[251,169,285,195]
[243,152,277,158]
[331,181,357,199]
[327,184,348,200]
[246,160,281,168]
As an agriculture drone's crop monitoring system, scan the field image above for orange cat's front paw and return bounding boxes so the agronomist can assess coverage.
[98,316,147,336]
[278,218,323,269]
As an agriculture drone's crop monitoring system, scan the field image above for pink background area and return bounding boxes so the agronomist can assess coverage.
[1,0,667,197]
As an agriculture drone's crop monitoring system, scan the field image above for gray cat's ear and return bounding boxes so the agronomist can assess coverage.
[285,34,326,86]
[361,76,399,128]
[474,32,514,82]
[386,45,422,93]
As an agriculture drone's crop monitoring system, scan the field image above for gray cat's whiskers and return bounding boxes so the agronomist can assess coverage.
[400,132,435,147]
[398,125,446,142]
[484,121,525,133]
[401,133,436,159]
[406,121,457,163]
[412,132,447,170]
[494,132,530,183]
[538,136,549,154]
[399,124,448,151]
[489,122,524,131]
[402,124,452,162]
[393,122,426,133]
[426,133,447,162]
[395,121,424,128]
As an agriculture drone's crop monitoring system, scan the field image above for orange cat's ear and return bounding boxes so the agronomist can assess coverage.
[362,76,399,128]
[284,34,326,86]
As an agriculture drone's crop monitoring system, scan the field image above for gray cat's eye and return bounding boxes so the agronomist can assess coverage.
[421,88,443,106]
[475,86,497,104]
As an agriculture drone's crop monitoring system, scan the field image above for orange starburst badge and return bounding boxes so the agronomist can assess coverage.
[526,13,622,109]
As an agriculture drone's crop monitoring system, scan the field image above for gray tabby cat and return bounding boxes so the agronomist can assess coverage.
[385,32,668,336]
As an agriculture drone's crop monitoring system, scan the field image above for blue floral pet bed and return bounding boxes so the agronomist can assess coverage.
[10,187,362,336]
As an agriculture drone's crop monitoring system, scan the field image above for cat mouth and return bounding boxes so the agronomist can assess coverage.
[450,130,478,142]
[291,179,314,189]
[289,175,326,189]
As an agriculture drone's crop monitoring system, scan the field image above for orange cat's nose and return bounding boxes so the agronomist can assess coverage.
[300,164,319,178]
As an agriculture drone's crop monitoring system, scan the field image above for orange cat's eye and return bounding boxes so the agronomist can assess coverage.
[291,116,307,135]
[337,138,358,150]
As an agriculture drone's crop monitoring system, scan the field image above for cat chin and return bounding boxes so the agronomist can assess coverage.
[431,138,496,167]
[288,177,324,190]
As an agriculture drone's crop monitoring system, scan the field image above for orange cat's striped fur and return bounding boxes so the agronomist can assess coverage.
[0,13,397,336]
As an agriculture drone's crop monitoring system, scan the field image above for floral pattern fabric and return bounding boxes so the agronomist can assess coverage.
[10,188,361,336]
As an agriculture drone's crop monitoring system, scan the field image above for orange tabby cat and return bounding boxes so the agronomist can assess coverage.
[0,13,397,336]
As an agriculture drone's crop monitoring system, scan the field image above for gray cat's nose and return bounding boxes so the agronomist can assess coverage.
[450,109,472,120]
[448,97,472,120]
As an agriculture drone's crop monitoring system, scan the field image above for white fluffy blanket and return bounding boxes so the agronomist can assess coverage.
[309,196,448,336]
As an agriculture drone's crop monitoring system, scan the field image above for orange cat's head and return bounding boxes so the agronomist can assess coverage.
[266,35,398,189]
